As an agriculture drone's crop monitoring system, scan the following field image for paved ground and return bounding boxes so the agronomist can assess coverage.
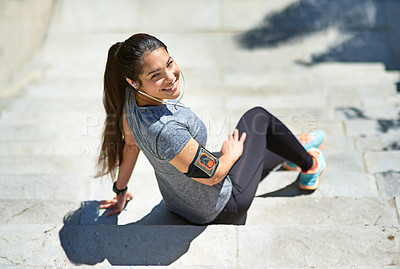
[0,0,400,268]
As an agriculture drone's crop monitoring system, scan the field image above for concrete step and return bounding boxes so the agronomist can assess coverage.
[345,119,400,136]
[0,154,153,174]
[317,73,399,87]
[0,97,103,114]
[311,63,399,82]
[0,200,80,225]
[0,155,96,174]
[256,170,378,198]
[2,195,397,227]
[76,196,399,227]
[1,164,382,205]
[0,174,92,201]
[310,62,387,74]
[375,172,400,197]
[226,95,336,122]
[338,111,400,139]
[0,110,105,126]
[364,151,400,174]
[270,170,378,197]
[0,123,101,141]
[0,223,398,267]
[0,169,382,221]
[21,78,103,99]
[324,151,365,173]
[223,65,398,97]
[336,105,400,121]
[49,0,222,34]
[187,111,345,149]
[355,133,400,152]
[329,93,400,108]
[226,95,329,110]
[0,170,161,203]
[35,33,131,79]
[323,84,398,97]
[236,225,400,268]
[0,119,350,153]
[317,134,354,155]
[0,139,101,155]
[246,196,399,226]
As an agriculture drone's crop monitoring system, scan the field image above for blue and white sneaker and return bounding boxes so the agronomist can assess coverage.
[283,130,327,171]
[299,147,326,190]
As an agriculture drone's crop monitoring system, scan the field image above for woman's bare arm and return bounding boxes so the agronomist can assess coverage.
[100,113,140,216]
[115,113,140,189]
[169,129,246,186]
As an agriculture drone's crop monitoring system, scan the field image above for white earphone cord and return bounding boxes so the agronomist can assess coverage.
[134,86,187,108]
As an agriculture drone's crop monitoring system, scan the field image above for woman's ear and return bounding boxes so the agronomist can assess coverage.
[126,78,137,89]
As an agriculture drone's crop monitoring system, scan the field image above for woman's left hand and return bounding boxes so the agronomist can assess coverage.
[220,128,246,162]
[99,190,134,216]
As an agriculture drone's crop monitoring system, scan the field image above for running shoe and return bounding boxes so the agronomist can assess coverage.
[282,130,327,171]
[299,147,326,190]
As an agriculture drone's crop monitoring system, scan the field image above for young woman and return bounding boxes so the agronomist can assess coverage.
[97,33,326,225]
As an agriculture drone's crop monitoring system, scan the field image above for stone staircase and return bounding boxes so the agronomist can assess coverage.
[1,0,400,268]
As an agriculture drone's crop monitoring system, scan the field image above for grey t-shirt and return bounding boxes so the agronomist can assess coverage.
[123,88,232,224]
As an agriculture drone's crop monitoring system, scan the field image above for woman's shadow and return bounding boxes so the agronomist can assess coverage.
[59,171,310,266]
[59,200,206,266]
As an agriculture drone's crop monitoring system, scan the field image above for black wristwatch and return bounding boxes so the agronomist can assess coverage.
[113,182,128,196]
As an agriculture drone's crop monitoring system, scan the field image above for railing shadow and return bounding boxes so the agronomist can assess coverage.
[236,0,400,72]
[59,201,206,266]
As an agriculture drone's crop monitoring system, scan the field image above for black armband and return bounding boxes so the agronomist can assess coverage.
[184,146,219,178]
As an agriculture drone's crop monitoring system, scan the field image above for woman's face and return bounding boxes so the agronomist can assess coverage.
[137,48,181,103]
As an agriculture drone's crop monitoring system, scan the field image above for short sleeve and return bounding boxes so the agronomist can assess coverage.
[156,120,192,161]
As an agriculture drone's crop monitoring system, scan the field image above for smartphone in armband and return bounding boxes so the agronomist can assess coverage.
[185,146,219,178]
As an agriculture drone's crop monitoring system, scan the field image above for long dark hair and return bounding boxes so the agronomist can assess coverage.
[96,33,167,180]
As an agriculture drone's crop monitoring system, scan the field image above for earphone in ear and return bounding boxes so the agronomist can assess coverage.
[126,78,138,90]
[129,79,187,108]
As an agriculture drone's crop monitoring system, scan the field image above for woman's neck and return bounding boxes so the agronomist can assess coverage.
[134,91,165,107]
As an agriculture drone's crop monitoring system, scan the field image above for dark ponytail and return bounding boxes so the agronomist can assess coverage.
[96,33,167,180]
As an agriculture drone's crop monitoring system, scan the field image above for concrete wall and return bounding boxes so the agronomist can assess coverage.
[0,0,55,98]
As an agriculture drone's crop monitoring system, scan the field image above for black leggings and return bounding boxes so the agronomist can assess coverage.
[211,107,313,225]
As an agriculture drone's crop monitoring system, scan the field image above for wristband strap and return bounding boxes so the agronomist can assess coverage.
[113,182,128,196]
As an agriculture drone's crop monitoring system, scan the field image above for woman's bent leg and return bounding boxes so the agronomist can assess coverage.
[212,107,313,224]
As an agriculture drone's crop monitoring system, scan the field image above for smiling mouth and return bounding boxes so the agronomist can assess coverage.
[162,81,177,92]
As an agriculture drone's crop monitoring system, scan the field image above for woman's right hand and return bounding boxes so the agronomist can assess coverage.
[220,129,246,162]
[99,190,134,216]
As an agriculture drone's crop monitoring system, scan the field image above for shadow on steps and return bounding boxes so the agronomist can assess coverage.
[257,172,315,198]
[59,201,205,266]
[59,173,310,266]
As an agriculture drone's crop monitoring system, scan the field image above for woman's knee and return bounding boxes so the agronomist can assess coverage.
[239,106,273,134]
[244,106,274,124]
[245,106,270,117]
